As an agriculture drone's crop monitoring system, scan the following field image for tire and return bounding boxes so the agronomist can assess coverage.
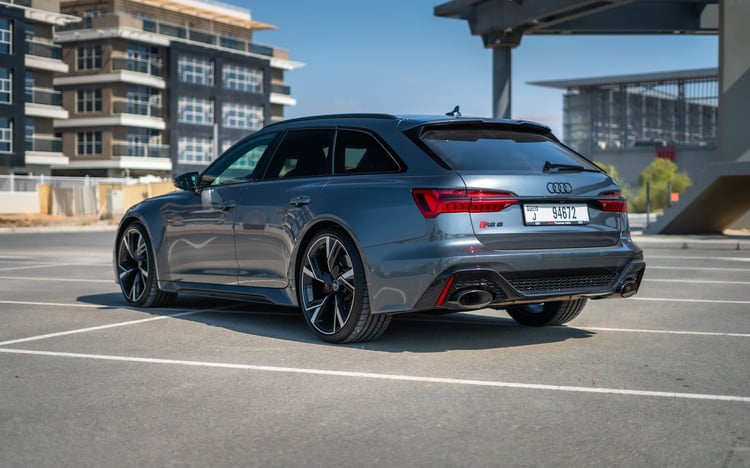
[506,298,587,326]
[116,222,177,308]
[298,228,390,343]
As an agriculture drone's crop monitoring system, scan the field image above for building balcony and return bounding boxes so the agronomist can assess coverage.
[113,101,163,118]
[270,82,296,106]
[25,136,63,153]
[271,83,291,95]
[112,57,162,77]
[112,143,170,158]
[26,40,62,60]
[26,87,62,106]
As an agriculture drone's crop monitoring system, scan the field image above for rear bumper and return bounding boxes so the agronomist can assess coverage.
[363,236,645,314]
[413,258,646,311]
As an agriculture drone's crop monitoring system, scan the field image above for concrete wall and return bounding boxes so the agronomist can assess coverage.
[591,148,716,188]
[0,193,42,214]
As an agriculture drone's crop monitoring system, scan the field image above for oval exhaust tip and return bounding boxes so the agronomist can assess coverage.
[452,289,493,309]
[619,281,637,298]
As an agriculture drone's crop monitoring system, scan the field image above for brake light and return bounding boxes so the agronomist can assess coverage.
[597,191,628,212]
[412,189,518,218]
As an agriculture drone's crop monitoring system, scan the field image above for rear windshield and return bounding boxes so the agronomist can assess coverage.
[420,127,600,172]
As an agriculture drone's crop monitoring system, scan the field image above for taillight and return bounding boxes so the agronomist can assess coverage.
[412,188,518,218]
[597,191,628,212]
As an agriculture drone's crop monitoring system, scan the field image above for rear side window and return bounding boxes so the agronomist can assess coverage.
[421,127,599,172]
[334,130,400,174]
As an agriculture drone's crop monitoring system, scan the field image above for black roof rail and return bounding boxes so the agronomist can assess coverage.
[264,113,399,129]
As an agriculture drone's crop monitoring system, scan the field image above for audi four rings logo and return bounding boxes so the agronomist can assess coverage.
[546,182,573,194]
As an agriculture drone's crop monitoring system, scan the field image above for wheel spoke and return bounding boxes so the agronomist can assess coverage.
[303,253,326,283]
[326,237,344,274]
[308,294,331,324]
[337,268,355,293]
[333,295,347,332]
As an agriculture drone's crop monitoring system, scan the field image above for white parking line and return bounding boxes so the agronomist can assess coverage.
[583,327,750,338]
[647,256,750,262]
[0,300,102,308]
[0,263,74,272]
[632,297,750,305]
[0,347,747,403]
[646,266,750,272]
[0,276,113,283]
[646,279,750,285]
[0,310,204,346]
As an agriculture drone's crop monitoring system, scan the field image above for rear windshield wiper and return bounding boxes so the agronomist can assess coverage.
[543,161,595,173]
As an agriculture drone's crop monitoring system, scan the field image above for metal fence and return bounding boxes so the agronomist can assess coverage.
[0,174,129,193]
[0,174,173,216]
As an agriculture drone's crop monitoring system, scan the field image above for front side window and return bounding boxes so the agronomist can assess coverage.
[0,19,12,55]
[178,96,213,125]
[178,55,214,86]
[201,132,279,186]
[222,103,263,130]
[222,63,263,93]
[76,88,102,113]
[0,118,12,153]
[264,129,333,179]
[77,44,102,70]
[420,126,600,173]
[77,131,102,155]
[177,136,213,164]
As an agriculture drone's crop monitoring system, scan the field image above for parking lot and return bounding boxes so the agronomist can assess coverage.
[1,230,748,467]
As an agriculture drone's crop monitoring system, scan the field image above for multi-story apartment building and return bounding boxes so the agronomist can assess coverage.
[53,0,301,177]
[0,0,78,175]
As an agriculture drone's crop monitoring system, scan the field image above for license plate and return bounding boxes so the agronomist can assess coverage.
[523,204,589,225]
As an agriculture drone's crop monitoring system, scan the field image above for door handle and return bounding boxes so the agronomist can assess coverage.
[289,196,311,206]
[218,201,237,211]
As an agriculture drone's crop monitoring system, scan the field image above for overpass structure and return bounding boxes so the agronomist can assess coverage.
[435,0,750,234]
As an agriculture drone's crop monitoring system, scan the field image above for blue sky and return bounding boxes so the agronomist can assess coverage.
[245,0,718,135]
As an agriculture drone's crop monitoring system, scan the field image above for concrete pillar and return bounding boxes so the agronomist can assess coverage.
[718,0,750,161]
[492,47,512,119]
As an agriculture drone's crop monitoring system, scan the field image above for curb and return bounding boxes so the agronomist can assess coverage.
[632,232,749,250]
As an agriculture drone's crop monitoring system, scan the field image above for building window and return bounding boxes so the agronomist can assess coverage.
[77,44,102,70]
[77,88,102,113]
[0,67,11,103]
[178,96,214,125]
[0,118,13,153]
[222,103,263,130]
[0,19,12,55]
[178,55,214,86]
[177,136,213,164]
[222,64,263,93]
[77,131,102,155]
[127,43,160,74]
[24,70,33,102]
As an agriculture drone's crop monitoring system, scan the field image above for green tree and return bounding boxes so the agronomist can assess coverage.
[630,159,692,212]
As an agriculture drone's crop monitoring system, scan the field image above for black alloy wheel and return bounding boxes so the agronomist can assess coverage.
[506,298,588,326]
[116,223,176,307]
[298,229,390,343]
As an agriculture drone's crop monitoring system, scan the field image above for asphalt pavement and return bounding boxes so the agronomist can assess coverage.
[0,229,748,467]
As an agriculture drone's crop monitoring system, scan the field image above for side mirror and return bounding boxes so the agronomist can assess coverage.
[173,172,200,191]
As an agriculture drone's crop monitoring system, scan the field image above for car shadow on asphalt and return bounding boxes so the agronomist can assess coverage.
[77,293,595,352]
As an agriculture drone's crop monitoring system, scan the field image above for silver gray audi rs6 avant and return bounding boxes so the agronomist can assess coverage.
[114,113,645,343]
